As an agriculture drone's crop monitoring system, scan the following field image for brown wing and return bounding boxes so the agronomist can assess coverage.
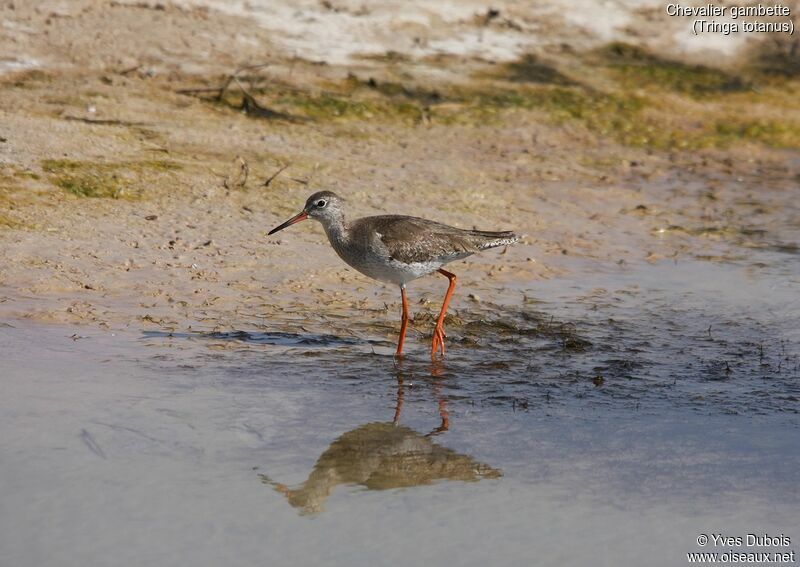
[354,215,516,264]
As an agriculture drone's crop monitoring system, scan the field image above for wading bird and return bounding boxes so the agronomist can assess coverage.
[269,191,518,358]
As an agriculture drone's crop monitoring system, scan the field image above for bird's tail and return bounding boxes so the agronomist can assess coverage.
[471,230,520,250]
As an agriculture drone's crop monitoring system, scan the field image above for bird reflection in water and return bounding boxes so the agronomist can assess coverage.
[261,360,502,515]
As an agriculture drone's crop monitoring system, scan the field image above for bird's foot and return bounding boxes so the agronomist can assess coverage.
[431,324,447,359]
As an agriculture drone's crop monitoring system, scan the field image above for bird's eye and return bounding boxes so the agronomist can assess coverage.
[316,199,327,208]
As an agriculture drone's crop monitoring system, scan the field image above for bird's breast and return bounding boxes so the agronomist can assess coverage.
[327,230,440,286]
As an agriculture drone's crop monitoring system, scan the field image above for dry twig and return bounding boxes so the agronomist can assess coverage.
[223,156,249,190]
[263,163,290,187]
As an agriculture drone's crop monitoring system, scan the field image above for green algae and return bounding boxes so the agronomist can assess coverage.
[502,54,578,86]
[185,46,800,151]
[41,158,181,199]
[595,42,748,96]
[714,119,800,149]
[0,212,26,229]
[277,91,424,123]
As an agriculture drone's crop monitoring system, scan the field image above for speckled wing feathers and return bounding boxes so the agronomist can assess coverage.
[353,215,518,265]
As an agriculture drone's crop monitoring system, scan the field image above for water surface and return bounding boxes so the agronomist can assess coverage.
[1,258,798,566]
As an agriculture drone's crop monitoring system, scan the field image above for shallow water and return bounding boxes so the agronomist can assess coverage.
[1,257,798,566]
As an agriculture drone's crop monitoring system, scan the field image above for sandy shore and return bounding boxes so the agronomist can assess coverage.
[0,0,798,338]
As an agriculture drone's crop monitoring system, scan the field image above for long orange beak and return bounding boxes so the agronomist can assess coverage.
[268,211,308,235]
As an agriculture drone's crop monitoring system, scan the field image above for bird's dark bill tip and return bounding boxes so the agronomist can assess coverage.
[268,211,308,235]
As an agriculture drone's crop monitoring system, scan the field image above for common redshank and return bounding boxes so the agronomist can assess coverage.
[268,191,519,358]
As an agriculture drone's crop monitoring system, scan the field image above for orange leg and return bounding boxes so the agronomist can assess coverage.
[395,285,410,357]
[431,268,457,359]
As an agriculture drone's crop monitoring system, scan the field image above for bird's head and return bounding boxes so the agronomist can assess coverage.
[268,191,344,235]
